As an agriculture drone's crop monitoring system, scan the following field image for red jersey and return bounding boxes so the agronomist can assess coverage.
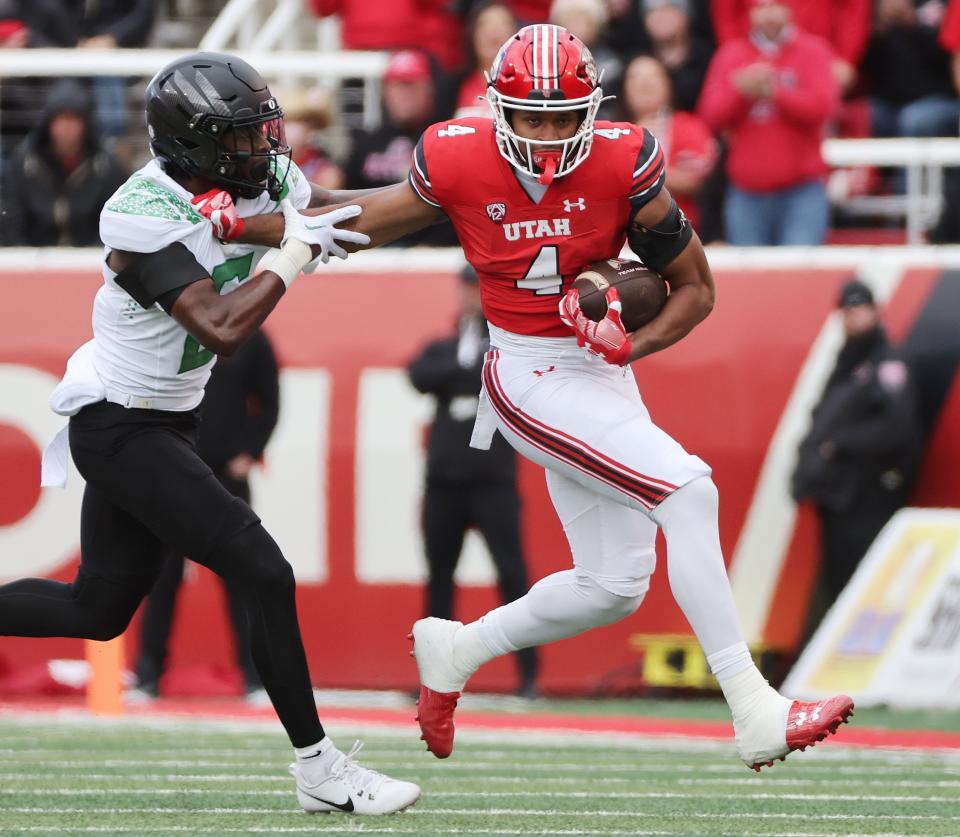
[408,118,664,337]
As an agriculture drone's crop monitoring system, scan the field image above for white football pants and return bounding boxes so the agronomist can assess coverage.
[469,340,746,662]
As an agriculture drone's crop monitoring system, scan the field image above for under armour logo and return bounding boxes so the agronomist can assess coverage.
[533,366,556,377]
[563,198,586,213]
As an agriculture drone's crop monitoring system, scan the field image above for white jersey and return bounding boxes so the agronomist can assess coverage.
[92,156,310,411]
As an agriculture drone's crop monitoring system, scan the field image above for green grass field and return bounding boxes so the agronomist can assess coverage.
[0,708,958,836]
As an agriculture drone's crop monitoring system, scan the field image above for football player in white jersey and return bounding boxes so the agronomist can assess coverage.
[0,53,419,816]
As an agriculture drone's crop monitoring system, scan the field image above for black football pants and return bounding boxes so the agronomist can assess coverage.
[422,480,539,690]
[0,401,321,747]
[135,470,261,694]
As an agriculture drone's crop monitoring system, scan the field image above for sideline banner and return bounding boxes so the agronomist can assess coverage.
[783,508,960,709]
[1,250,960,694]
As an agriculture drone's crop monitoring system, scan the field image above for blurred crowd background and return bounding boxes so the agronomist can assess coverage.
[3,0,960,248]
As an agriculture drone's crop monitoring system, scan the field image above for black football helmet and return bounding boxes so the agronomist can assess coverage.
[145,52,290,200]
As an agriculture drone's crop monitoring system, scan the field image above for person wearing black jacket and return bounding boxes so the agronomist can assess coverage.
[0,79,127,246]
[792,280,924,639]
[407,266,538,697]
[132,329,280,701]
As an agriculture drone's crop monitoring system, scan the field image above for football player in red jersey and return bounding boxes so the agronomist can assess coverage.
[223,24,854,770]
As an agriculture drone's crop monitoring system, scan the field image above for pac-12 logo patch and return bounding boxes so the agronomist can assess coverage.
[486,202,507,223]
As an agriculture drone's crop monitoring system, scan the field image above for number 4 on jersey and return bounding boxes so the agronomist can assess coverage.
[517,245,563,296]
[438,125,476,138]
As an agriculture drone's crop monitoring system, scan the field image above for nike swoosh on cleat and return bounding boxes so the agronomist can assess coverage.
[301,789,355,812]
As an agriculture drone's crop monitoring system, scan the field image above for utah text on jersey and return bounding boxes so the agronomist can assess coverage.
[407,118,665,338]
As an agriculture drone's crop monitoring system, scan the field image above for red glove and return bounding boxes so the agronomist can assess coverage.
[559,287,632,366]
[192,188,245,242]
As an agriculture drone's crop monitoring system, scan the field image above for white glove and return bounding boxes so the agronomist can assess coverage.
[280,199,371,264]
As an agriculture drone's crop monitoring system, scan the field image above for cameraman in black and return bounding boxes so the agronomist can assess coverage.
[407,265,538,698]
[792,280,923,639]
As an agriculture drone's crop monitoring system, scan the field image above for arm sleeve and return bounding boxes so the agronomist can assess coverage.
[772,41,840,127]
[408,132,443,208]
[628,128,666,208]
[113,242,210,312]
[240,332,281,458]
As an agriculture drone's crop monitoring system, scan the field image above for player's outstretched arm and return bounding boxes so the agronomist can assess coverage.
[234,182,444,251]
[312,181,446,249]
[625,187,715,362]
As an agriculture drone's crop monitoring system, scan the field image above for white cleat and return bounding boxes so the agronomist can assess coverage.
[411,617,468,693]
[409,617,470,759]
[734,693,792,767]
[292,742,420,815]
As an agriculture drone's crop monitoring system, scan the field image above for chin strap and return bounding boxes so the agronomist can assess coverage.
[534,151,560,185]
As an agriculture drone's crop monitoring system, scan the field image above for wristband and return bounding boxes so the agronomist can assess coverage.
[258,238,313,290]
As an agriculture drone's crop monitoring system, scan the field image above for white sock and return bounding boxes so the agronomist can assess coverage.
[294,737,338,777]
[651,478,746,656]
[454,569,642,676]
[707,642,755,683]
[452,620,499,676]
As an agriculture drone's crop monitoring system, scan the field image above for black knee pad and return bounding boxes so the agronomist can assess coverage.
[208,523,295,594]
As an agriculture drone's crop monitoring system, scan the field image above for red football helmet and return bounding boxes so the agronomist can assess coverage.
[485,24,604,184]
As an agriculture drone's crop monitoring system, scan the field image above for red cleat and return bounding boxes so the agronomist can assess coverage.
[415,685,460,759]
[751,694,855,772]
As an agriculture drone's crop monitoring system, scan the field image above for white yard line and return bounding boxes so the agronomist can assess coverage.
[0,788,956,803]
[2,807,957,822]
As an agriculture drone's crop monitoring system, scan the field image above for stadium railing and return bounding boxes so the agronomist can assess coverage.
[0,48,389,131]
[822,137,960,244]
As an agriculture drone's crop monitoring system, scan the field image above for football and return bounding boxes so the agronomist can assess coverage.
[573,259,667,332]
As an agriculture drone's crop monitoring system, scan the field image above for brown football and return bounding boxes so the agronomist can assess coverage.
[573,259,667,331]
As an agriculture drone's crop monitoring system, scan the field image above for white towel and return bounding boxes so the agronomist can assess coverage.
[40,341,105,488]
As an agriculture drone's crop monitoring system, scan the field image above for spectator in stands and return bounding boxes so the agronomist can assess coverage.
[711,0,870,93]
[641,0,714,112]
[0,1,28,48]
[277,87,344,191]
[550,0,622,116]
[454,2,517,118]
[310,0,462,71]
[133,329,280,703]
[0,79,126,246]
[24,0,156,141]
[863,0,958,138]
[345,50,457,246]
[792,280,922,639]
[407,265,539,699]
[621,55,717,227]
[0,0,58,156]
[698,0,839,245]
[501,0,551,24]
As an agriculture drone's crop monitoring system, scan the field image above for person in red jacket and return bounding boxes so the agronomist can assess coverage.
[697,0,839,245]
[710,0,869,92]
[309,0,462,71]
